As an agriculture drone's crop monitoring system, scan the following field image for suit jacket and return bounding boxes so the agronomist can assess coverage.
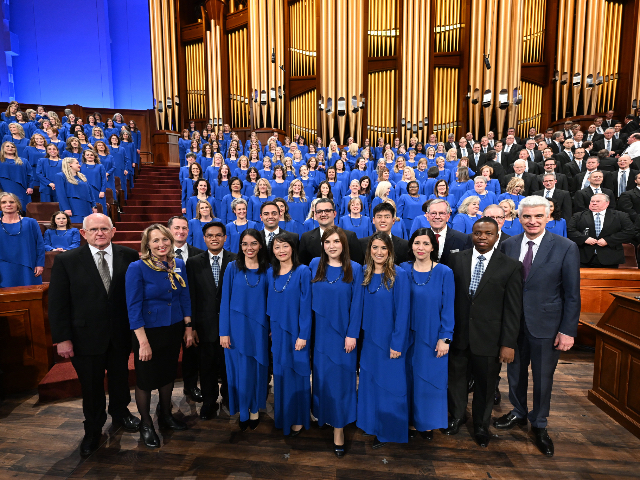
[616,187,640,222]
[574,170,609,194]
[186,249,235,342]
[501,232,581,338]
[456,146,473,160]
[573,186,617,212]
[445,141,458,151]
[555,151,576,169]
[497,231,511,246]
[536,172,569,191]
[603,169,639,199]
[477,159,506,186]
[585,132,604,143]
[448,249,522,356]
[594,138,625,156]
[603,118,618,129]
[501,143,522,165]
[437,228,473,267]
[185,243,204,258]
[549,141,564,155]
[48,243,140,356]
[533,189,572,222]
[567,209,636,266]
[301,227,363,265]
[503,172,540,196]
[506,159,542,175]
[258,228,299,251]
[622,120,640,135]
[470,153,486,171]
[562,160,588,190]
[359,233,408,265]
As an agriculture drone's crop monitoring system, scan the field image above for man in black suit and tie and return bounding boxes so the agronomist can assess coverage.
[168,216,205,403]
[496,196,581,457]
[522,139,543,164]
[445,218,522,447]
[504,159,540,195]
[424,198,472,266]
[603,110,617,130]
[562,121,574,139]
[509,148,541,175]
[300,198,363,265]
[457,137,472,160]
[477,150,506,186]
[617,171,640,222]
[470,142,486,171]
[622,115,640,136]
[549,132,564,155]
[501,127,522,145]
[359,202,408,265]
[594,128,625,157]
[572,131,585,149]
[465,131,476,147]
[49,213,141,456]
[479,136,491,154]
[573,170,616,212]
[534,173,572,222]
[492,141,508,170]
[562,146,588,189]
[502,135,522,166]
[568,193,636,268]
[537,156,569,191]
[554,138,576,169]
[186,221,235,420]
[574,156,605,194]
[445,133,458,151]
[613,123,628,144]
[603,155,639,200]
[258,201,299,250]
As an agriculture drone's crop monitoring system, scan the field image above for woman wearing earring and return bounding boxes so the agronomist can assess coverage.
[338,197,373,239]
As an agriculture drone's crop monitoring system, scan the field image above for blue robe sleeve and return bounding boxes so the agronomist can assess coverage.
[390,269,410,353]
[43,230,54,251]
[125,262,145,330]
[177,259,192,317]
[25,159,33,188]
[298,267,312,341]
[346,263,364,339]
[69,229,81,249]
[98,165,107,193]
[54,174,72,212]
[438,267,455,340]
[219,262,236,337]
[36,158,49,186]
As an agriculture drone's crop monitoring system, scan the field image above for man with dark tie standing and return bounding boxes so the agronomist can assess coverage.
[258,201,298,249]
[424,199,472,266]
[186,221,236,419]
[496,196,581,457]
[445,218,522,447]
[49,213,141,456]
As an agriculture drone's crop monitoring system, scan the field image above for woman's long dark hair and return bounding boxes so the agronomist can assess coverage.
[270,233,301,276]
[363,231,396,289]
[549,199,562,221]
[407,228,439,263]
[191,178,211,196]
[235,229,269,273]
[311,226,353,283]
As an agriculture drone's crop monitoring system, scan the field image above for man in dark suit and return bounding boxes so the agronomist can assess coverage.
[548,132,565,155]
[594,128,625,157]
[584,124,603,143]
[573,156,605,193]
[573,170,616,212]
[456,137,472,160]
[508,148,541,175]
[477,150,506,186]
[613,123,628,144]
[501,127,522,145]
[603,155,639,200]
[445,218,522,447]
[534,173,572,222]
[562,121,574,139]
[537,156,569,191]
[603,110,618,130]
[496,196,581,457]
[622,115,640,136]
[501,135,522,166]
[49,213,141,456]
[568,193,636,268]
[445,133,458,151]
[186,221,235,420]
[617,171,640,222]
[300,198,363,265]
[359,202,408,264]
[470,142,486,171]
[504,160,540,195]
[424,198,472,266]
[258,201,299,250]
[554,138,576,168]
[562,146,589,188]
[168,216,204,403]
[521,139,543,164]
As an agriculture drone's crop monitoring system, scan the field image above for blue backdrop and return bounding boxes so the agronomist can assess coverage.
[1,0,153,110]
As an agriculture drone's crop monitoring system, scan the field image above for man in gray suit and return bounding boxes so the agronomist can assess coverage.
[495,196,581,457]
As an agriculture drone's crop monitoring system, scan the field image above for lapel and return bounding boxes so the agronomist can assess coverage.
[460,249,473,298]
[109,245,126,298]
[311,228,322,255]
[526,233,553,284]
[79,244,109,294]
[217,250,233,295]
[473,250,501,298]
[199,251,217,293]
[599,210,614,237]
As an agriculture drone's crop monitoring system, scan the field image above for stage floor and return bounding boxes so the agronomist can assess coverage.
[0,350,638,479]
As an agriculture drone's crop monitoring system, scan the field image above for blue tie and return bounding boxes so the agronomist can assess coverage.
[595,213,602,237]
[619,171,627,197]
[469,255,486,296]
[211,256,220,286]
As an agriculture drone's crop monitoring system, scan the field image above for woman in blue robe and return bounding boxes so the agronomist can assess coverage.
[266,234,312,436]
[103,117,119,140]
[338,197,373,239]
[546,199,567,237]
[178,130,191,167]
[212,164,232,216]
[120,129,137,189]
[224,198,256,254]
[129,120,142,166]
[220,229,270,431]
[220,177,249,224]
[2,123,29,158]
[43,211,81,251]
[0,192,45,288]
[94,141,115,195]
[36,144,63,202]
[357,232,411,447]
[0,141,33,208]
[270,166,290,198]
[248,178,275,223]
[400,228,454,439]
[186,200,221,250]
[80,149,108,214]
[54,158,97,223]
[452,196,481,234]
[499,200,524,236]
[108,134,131,200]
[23,134,47,188]
[397,181,428,231]
[186,179,216,220]
[181,163,204,212]
[285,179,310,224]
[310,226,363,457]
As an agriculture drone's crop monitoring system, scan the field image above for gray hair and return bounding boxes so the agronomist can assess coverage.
[592,192,611,203]
[231,197,248,211]
[474,176,488,184]
[513,159,526,167]
[542,172,557,180]
[82,213,114,230]
[426,198,452,214]
[517,195,550,217]
[483,204,503,216]
[459,195,481,214]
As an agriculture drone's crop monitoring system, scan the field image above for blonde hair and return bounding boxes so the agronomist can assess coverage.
[393,156,406,173]
[383,198,402,222]
[348,143,359,156]
[9,123,25,139]
[506,177,525,194]
[61,157,87,185]
[375,180,392,199]
[195,199,214,220]
[0,141,23,165]
[459,195,480,214]
[0,191,22,211]
[254,178,272,196]
[92,126,105,138]
[446,148,458,162]
[140,224,175,260]
[499,199,517,220]
[287,179,307,202]
[29,133,47,148]
[402,166,416,181]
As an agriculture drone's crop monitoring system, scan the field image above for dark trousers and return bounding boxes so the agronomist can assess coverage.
[581,254,619,268]
[181,339,199,390]
[448,346,501,429]
[506,321,561,428]
[199,341,228,406]
[71,341,131,433]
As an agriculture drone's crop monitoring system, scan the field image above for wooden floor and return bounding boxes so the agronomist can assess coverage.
[0,350,639,479]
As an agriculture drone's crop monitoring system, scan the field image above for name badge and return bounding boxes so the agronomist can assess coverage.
[174,268,181,273]
[450,249,459,253]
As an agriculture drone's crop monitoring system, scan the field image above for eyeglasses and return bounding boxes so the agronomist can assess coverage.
[487,215,505,221]
[428,212,448,217]
[204,233,225,239]
[315,208,334,215]
[241,241,259,248]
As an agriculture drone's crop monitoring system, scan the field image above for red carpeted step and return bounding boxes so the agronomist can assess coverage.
[112,231,146,241]
[114,241,142,251]
[121,206,182,215]
[120,214,181,223]
[126,199,181,207]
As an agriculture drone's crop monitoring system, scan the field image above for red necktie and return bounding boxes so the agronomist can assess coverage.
[435,233,440,243]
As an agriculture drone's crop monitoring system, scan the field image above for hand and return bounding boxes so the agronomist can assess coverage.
[124,170,129,175]
[183,327,195,347]
[132,163,137,168]
[26,188,33,195]
[294,338,307,351]
[499,346,515,363]
[345,337,357,353]
[390,348,401,359]
[137,149,140,154]
[138,342,152,361]
[220,335,231,349]
[554,332,574,351]
[585,237,597,245]
[106,173,110,178]
[92,207,98,213]
[49,183,55,189]
[57,340,74,358]
[182,208,187,214]
[55,248,64,252]
[99,192,105,198]
[596,238,608,247]
[192,330,199,345]
[435,339,449,358]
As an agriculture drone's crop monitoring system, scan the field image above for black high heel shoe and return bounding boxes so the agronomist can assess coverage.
[333,442,345,457]
[140,423,160,448]
[249,415,260,430]
[239,419,250,432]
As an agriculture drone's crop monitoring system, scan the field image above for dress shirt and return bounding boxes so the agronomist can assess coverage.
[89,243,114,277]
[471,247,495,273]
[543,188,555,199]
[590,185,603,194]
[622,142,640,158]
[527,149,535,162]
[174,244,190,262]
[460,147,468,157]
[582,171,594,189]
[564,149,573,161]
[587,134,595,141]
[605,139,613,151]
[504,144,513,153]
[434,225,447,260]
[618,168,631,188]
[593,209,606,226]
[575,141,582,148]
[596,126,604,134]
[264,227,281,244]
[208,250,223,268]
[518,230,546,263]
[493,230,504,250]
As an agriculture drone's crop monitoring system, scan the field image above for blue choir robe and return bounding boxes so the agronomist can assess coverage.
[186,195,217,220]
[258,168,272,179]
[81,163,108,213]
[186,218,221,251]
[339,194,369,217]
[286,198,310,224]
[98,155,116,194]
[121,141,136,188]
[502,218,524,236]
[456,190,498,213]
[33,129,50,143]
[226,158,239,172]
[223,221,257,254]
[428,194,458,212]
[279,219,304,237]
[449,181,472,205]
[109,145,131,199]
[103,127,119,140]
[36,158,63,202]
[54,172,96,223]
[0,158,32,207]
[266,266,312,435]
[391,219,408,239]
[242,181,257,197]
[410,215,431,237]
[349,169,369,184]
[212,180,231,215]
[497,192,526,210]
[43,228,81,251]
[220,194,249,224]
[451,214,480,234]
[397,194,428,231]
[2,136,29,158]
[23,146,47,187]
[0,217,45,288]
[310,260,364,428]
[436,168,454,184]
[327,180,345,199]
[248,195,275,223]
[308,170,325,185]
[357,268,410,443]
[248,160,263,171]
[220,262,269,421]
[61,150,82,161]
[131,130,142,164]
[335,170,351,186]
[299,178,316,199]
[546,218,567,237]
[338,214,373,239]
[485,178,502,196]
[204,166,220,186]
[270,180,290,198]
[303,218,319,232]
[233,167,248,179]
[181,178,198,209]
[400,262,454,431]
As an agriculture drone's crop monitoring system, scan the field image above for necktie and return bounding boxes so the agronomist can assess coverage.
[595,213,602,237]
[268,231,275,246]
[620,171,627,196]
[97,251,111,292]
[594,187,600,194]
[529,150,534,161]
[475,154,479,163]
[434,233,440,244]
[522,241,534,280]
[588,134,593,141]
[583,171,591,188]
[506,145,511,152]
[211,255,220,286]
[615,133,619,140]
[577,160,582,170]
[568,151,573,161]
[175,248,183,262]
[606,140,611,151]
[469,255,486,296]
[545,190,551,199]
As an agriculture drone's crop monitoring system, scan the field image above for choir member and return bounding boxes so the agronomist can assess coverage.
[43,211,81,251]
[546,200,567,237]
[339,196,373,239]
[36,144,63,202]
[452,196,481,234]
[286,179,310,224]
[186,179,216,220]
[499,199,524,236]
[248,178,275,223]
[108,134,131,199]
[397,181,428,231]
[3,123,29,158]
[181,162,204,213]
[220,177,248,224]
[54,158,98,223]
[224,198,256,254]
[187,200,220,251]
[80,149,108,214]
[212,164,231,215]
[270,165,290,198]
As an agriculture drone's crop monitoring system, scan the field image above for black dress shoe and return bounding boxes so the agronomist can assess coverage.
[372,437,387,449]
[408,429,417,439]
[200,403,216,420]
[420,430,433,440]
[333,442,345,457]
[494,412,527,429]
[288,427,302,437]
[494,386,502,405]
[474,426,491,447]
[158,414,188,431]
[113,413,141,432]
[249,416,260,430]
[441,418,466,435]
[80,431,101,457]
[532,427,554,456]
[184,386,203,403]
[140,423,160,448]
[239,419,250,432]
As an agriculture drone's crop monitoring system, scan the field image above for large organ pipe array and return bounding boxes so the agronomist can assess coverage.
[206,14,225,131]
[368,0,398,57]
[149,0,179,130]
[597,0,623,113]
[367,70,396,144]
[290,0,316,76]
[517,82,543,137]
[186,42,206,121]
[290,90,317,142]
[228,28,250,128]
[434,0,461,53]
[433,68,460,142]
[522,0,546,63]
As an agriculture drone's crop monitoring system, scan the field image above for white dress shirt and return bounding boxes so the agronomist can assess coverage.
[208,250,223,266]
[618,168,631,187]
[264,227,280,244]
[471,247,495,273]
[543,187,555,199]
[174,244,190,262]
[89,243,113,277]
[434,225,447,260]
[622,141,640,158]
[590,185,603,194]
[518,230,546,263]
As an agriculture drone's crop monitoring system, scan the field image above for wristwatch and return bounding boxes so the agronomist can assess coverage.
[184,322,193,328]
[442,338,451,344]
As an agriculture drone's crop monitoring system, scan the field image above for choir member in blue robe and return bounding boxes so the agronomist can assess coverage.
[23,134,47,188]
[80,149,108,214]
[181,163,204,211]
[285,179,310,224]
[478,165,501,196]
[178,130,191,167]
[220,177,249,224]
[129,120,142,166]
[310,226,363,456]
[54,158,97,223]
[499,199,524,237]
[103,118,118,140]
[266,234,312,436]
[108,135,131,200]
[428,179,458,210]
[452,196,481,234]
[84,115,100,137]
[120,130,136,189]
[0,192,45,287]
[94,141,115,195]
[0,141,33,208]
[498,177,526,210]
[400,228,454,438]
[2,123,29,158]
[457,177,498,213]
[270,166,290,198]
[212,165,232,216]
[186,179,217,220]
[449,167,473,206]
[224,199,257,254]
[89,126,107,145]
[248,178,275,223]
[338,197,373,239]
[241,167,259,196]
[112,113,126,131]
[298,166,317,199]
[545,199,567,237]
[187,200,221,251]
[340,179,370,217]
[43,211,81,251]
[325,168,345,199]
[1,102,18,123]
[220,229,270,430]
[397,181,428,231]
[36,144,63,202]
[62,137,83,161]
